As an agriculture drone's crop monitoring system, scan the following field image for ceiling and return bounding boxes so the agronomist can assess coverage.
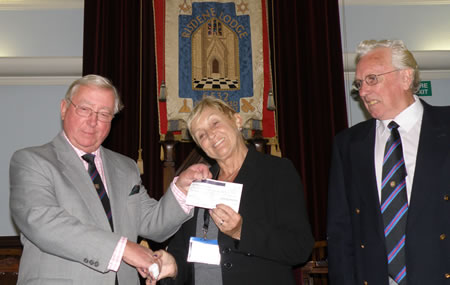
[342,0,450,4]
[0,0,449,10]
[0,0,83,10]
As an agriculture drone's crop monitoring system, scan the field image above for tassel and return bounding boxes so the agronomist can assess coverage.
[267,89,275,110]
[270,141,282,157]
[159,80,166,102]
[160,145,164,161]
[137,148,144,175]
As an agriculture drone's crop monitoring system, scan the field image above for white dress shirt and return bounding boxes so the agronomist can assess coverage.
[374,95,423,284]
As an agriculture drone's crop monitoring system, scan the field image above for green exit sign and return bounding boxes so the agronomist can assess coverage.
[418,81,432,96]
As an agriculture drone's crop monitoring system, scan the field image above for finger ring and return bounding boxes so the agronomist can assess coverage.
[220,220,224,226]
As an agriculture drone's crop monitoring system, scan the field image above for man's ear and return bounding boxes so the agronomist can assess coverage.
[60,99,68,120]
[401,69,414,91]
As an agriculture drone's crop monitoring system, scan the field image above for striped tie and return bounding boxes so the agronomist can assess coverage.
[381,121,408,284]
[82,154,114,231]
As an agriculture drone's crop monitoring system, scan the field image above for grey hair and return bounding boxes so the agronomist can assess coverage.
[355,39,420,94]
[64,74,124,114]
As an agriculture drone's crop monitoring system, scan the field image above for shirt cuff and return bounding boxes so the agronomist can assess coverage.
[171,176,194,214]
[108,237,128,272]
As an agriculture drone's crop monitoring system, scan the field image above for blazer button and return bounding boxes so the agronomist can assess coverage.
[444,194,449,201]
[94,261,99,267]
[89,260,95,265]
[440,234,447,240]
[222,248,231,254]
[355,208,360,214]
[445,273,450,279]
[83,258,89,263]
[223,262,232,269]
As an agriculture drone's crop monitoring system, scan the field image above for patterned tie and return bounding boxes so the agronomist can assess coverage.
[381,121,408,284]
[82,153,114,231]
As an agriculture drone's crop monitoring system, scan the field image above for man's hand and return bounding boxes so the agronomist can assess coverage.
[122,241,157,277]
[175,163,212,194]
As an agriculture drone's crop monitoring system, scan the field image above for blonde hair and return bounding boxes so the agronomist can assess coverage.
[187,97,238,143]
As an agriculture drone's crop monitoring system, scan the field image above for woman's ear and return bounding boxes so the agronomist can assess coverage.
[234,113,243,130]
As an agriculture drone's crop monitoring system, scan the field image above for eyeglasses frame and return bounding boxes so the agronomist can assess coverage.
[67,99,114,122]
[353,69,401,91]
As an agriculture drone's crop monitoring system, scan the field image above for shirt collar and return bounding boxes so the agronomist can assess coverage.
[63,131,101,158]
[377,95,423,135]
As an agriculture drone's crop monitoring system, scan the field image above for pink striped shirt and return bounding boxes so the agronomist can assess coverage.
[171,176,194,213]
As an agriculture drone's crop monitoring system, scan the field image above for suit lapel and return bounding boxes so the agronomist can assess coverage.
[53,133,113,231]
[101,147,128,233]
[351,121,385,240]
[408,103,450,228]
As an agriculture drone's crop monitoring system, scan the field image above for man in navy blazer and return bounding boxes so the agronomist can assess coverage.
[327,39,450,285]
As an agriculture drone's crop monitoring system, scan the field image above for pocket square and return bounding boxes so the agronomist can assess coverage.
[129,184,140,196]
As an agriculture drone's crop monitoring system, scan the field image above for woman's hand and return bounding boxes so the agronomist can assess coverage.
[144,249,177,284]
[210,204,243,240]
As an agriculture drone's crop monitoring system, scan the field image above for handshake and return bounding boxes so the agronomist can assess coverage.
[122,240,177,284]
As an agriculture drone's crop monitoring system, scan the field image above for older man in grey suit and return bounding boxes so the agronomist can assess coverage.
[10,74,211,285]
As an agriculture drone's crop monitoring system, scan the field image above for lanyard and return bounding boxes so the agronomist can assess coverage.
[202,209,210,239]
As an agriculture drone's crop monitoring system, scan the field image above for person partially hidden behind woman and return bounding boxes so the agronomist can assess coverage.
[159,97,314,285]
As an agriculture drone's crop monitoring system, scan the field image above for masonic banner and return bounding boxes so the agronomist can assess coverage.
[154,0,275,142]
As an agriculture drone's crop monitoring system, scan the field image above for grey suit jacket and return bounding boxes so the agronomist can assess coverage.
[10,132,193,285]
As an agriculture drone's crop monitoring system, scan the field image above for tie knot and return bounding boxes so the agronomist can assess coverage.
[82,153,96,164]
[388,121,399,131]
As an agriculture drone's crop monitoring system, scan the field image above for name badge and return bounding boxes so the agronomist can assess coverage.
[187,237,221,265]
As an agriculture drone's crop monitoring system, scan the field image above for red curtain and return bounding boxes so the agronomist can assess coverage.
[83,0,347,251]
[269,0,348,241]
[84,0,165,199]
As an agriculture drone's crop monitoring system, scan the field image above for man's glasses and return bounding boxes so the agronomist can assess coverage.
[68,99,114,122]
[352,69,400,91]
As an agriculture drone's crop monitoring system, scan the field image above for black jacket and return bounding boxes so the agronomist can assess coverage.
[163,147,314,285]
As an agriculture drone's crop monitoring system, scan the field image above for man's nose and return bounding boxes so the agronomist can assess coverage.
[87,112,100,125]
[358,81,372,97]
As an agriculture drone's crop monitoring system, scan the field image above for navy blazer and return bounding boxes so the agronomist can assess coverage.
[327,100,450,285]
[162,147,314,285]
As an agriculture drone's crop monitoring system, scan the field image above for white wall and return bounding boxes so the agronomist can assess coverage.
[0,4,83,236]
[340,2,450,125]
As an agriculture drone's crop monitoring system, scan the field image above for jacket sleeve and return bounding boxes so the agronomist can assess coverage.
[327,140,356,285]
[236,157,315,266]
